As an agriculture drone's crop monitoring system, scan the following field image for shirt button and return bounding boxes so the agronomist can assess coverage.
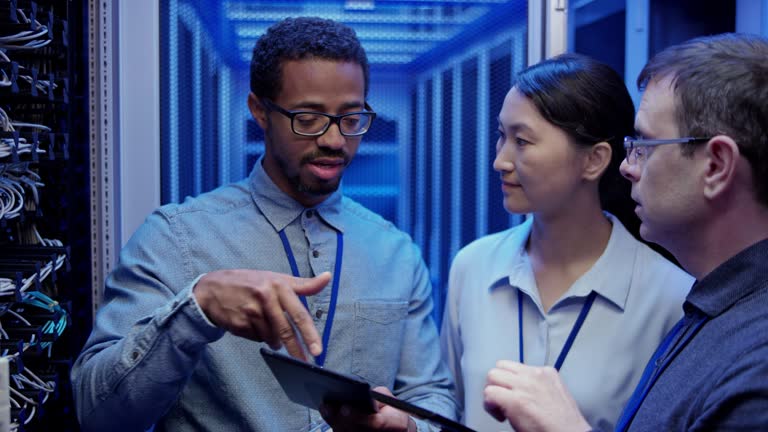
[316,309,324,319]
[132,351,140,361]
[306,210,314,218]
[313,250,320,258]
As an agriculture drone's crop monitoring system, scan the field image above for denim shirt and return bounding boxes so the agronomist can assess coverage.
[71,160,458,431]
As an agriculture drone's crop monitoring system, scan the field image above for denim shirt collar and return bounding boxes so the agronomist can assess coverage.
[248,157,345,233]
[685,237,768,318]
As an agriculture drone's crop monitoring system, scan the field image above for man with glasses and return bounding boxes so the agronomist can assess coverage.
[72,17,456,432]
[482,32,768,432]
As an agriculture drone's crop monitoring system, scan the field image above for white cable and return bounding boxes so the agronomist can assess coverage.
[1,139,34,159]
[3,311,30,327]
[16,76,57,95]
[0,108,10,130]
[0,39,51,50]
[12,369,54,394]
[0,138,48,159]
[8,388,35,406]
[0,107,51,160]
[22,404,35,425]
[0,15,49,51]
[5,175,39,207]
[0,70,10,87]
[0,26,48,44]
[8,120,51,132]
[0,227,65,296]
[15,9,30,24]
[0,50,10,87]
[0,179,24,219]
[0,187,12,219]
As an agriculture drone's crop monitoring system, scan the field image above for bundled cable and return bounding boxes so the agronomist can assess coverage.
[0,291,68,356]
[0,107,49,161]
[0,50,11,88]
[0,107,51,133]
[0,229,65,297]
[0,164,44,220]
[0,8,51,50]
[0,2,73,430]
[0,175,24,220]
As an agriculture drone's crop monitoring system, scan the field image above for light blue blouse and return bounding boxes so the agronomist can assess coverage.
[441,214,693,431]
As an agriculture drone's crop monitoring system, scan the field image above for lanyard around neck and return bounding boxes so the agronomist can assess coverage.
[518,290,598,371]
[614,315,708,432]
[278,228,343,367]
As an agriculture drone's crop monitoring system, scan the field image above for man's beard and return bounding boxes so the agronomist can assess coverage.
[295,149,348,195]
[267,125,349,197]
[295,178,340,196]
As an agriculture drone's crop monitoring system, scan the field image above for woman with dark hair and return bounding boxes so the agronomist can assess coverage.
[440,54,693,431]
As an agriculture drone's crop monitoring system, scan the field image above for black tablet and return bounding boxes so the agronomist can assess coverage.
[260,348,476,432]
[260,346,377,414]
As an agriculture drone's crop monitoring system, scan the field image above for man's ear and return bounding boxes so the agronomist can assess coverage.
[248,92,268,129]
[703,135,739,200]
[582,141,612,182]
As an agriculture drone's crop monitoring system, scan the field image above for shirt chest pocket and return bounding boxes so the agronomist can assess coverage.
[352,300,408,387]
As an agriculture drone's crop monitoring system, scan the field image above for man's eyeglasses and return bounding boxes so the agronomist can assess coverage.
[261,99,376,137]
[623,136,711,165]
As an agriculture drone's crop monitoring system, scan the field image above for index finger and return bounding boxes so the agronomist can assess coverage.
[278,285,323,357]
[496,359,525,370]
[486,361,529,388]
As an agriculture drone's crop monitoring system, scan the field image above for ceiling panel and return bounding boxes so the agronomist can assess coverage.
[222,0,518,66]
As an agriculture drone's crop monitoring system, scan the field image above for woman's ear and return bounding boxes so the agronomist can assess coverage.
[248,92,268,129]
[582,141,612,182]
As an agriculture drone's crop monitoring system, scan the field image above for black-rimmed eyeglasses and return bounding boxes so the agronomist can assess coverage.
[262,98,376,137]
[623,136,712,165]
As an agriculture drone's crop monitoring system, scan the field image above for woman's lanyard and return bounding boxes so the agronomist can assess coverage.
[517,290,598,370]
[278,229,343,367]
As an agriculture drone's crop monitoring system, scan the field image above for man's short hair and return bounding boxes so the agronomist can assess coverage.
[249,17,370,100]
[638,33,768,205]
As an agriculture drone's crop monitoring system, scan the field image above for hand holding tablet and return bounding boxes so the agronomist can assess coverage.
[260,348,476,432]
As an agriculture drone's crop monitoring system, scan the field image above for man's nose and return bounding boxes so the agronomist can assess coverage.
[619,158,639,182]
[317,123,345,149]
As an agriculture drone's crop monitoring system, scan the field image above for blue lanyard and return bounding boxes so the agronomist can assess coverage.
[278,229,343,367]
[614,315,708,432]
[518,290,598,370]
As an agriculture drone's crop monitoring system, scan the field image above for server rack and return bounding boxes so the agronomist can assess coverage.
[0,0,89,430]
